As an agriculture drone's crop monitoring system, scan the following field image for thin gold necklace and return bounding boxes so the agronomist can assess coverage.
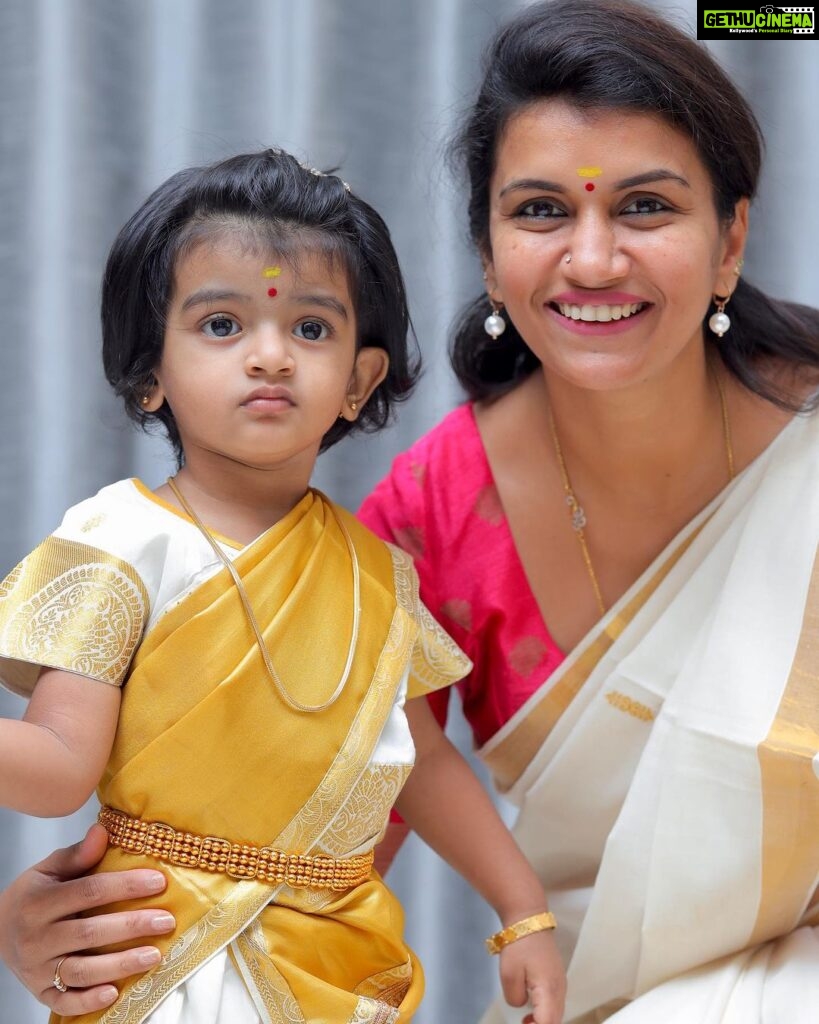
[166,477,360,713]
[548,373,734,617]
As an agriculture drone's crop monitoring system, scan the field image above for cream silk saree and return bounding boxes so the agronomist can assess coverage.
[479,412,819,1024]
[0,482,469,1024]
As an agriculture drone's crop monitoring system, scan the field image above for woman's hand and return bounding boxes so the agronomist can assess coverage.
[0,825,175,1016]
[500,930,566,1024]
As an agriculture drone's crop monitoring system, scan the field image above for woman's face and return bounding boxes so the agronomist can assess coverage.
[483,100,748,392]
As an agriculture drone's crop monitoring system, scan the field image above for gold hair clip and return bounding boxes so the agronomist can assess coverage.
[297,159,351,193]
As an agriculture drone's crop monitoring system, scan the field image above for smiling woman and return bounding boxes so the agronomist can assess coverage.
[487,102,749,391]
[483,102,747,391]
[359,2,819,1022]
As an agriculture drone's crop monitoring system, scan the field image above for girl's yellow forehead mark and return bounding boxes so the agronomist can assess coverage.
[577,167,603,178]
[262,266,282,278]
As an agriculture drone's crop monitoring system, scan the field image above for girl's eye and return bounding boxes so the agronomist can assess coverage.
[202,316,240,339]
[621,197,669,215]
[517,199,567,220]
[294,320,330,342]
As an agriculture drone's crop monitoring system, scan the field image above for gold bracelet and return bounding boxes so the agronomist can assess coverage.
[485,911,557,955]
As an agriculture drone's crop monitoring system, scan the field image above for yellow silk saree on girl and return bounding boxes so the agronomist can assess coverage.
[0,482,469,1024]
[479,411,819,1024]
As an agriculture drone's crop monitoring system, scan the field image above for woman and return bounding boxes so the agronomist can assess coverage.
[3,0,819,1021]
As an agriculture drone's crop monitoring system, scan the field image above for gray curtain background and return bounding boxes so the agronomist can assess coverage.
[0,2,816,1021]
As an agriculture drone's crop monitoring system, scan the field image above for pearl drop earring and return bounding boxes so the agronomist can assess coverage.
[708,296,731,338]
[484,304,506,339]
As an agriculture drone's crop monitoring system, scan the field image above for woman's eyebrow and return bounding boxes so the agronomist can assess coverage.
[498,169,690,198]
[613,169,690,190]
[499,178,566,198]
[180,288,252,312]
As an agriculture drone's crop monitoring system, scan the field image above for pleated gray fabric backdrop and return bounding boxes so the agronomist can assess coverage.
[0,2,816,1021]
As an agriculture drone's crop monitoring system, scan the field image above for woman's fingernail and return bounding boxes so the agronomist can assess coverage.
[138,948,162,966]
[145,873,166,893]
[98,986,119,1006]
[150,913,175,931]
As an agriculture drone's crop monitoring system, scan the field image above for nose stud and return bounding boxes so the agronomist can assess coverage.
[564,254,572,264]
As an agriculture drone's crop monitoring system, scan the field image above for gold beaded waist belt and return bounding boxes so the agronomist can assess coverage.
[99,806,374,890]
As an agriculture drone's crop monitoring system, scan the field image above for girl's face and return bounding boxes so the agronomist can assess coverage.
[483,100,748,393]
[145,230,387,477]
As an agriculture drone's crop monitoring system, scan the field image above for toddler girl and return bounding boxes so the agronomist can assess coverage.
[0,149,564,1024]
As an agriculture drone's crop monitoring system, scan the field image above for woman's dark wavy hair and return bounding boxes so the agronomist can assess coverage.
[450,0,819,407]
[102,149,419,464]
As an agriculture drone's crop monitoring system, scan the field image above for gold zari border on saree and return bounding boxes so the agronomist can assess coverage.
[0,536,148,693]
[752,544,819,945]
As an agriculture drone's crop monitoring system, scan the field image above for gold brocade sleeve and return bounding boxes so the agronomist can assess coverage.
[0,536,149,696]
[387,544,472,699]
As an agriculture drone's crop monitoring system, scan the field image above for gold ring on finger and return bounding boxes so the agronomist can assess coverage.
[52,956,70,993]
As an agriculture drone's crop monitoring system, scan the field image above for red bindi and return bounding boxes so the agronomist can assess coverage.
[585,182,595,192]
[267,287,278,297]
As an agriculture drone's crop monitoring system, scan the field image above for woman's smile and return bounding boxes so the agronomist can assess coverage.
[547,289,652,334]
[484,99,743,389]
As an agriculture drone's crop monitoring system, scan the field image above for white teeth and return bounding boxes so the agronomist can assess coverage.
[556,302,646,322]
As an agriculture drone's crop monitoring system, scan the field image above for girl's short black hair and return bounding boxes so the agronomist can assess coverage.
[102,149,420,462]
[450,0,819,409]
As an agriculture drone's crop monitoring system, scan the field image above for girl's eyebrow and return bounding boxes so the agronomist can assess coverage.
[498,169,690,198]
[180,288,253,312]
[291,294,350,321]
[179,288,349,321]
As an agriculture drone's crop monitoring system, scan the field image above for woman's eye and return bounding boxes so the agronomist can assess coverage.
[202,316,240,338]
[517,200,566,219]
[295,320,330,342]
[621,197,668,215]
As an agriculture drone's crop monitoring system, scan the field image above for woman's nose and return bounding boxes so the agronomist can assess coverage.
[564,212,629,284]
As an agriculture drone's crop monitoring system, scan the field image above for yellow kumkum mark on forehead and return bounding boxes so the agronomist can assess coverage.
[262,266,282,278]
[577,167,603,178]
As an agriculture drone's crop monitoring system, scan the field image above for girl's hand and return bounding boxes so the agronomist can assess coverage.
[499,929,566,1024]
[0,825,175,1017]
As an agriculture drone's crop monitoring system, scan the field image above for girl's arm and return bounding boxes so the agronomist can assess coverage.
[372,821,409,875]
[395,695,565,1024]
[0,669,120,816]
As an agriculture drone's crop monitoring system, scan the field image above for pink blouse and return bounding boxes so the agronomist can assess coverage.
[358,403,565,748]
